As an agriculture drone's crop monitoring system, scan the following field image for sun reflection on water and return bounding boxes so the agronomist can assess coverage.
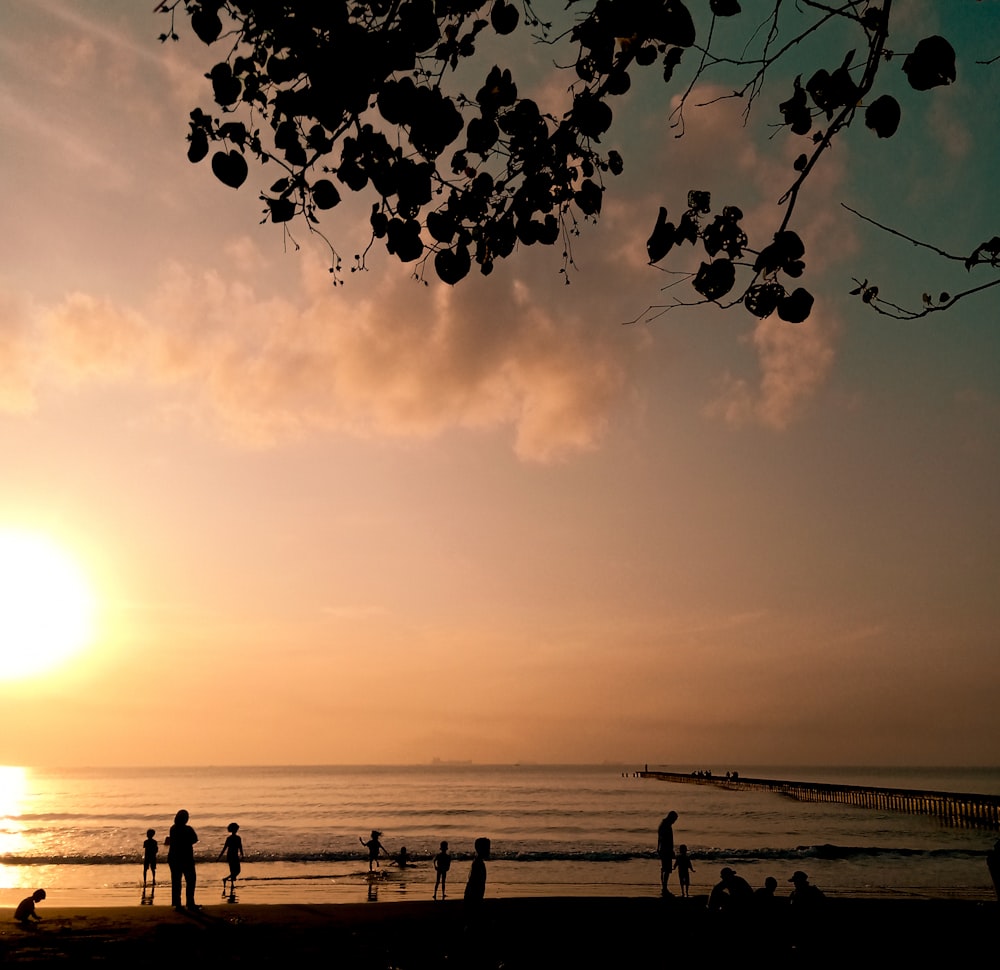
[0,766,29,889]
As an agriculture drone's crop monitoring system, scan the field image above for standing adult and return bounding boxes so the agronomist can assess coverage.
[656,811,678,895]
[166,809,199,911]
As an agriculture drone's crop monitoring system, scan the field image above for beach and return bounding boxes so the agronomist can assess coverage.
[4,764,997,905]
[3,762,998,966]
[1,896,997,967]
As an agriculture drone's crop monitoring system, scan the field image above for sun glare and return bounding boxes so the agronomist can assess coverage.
[0,530,96,680]
[0,766,28,862]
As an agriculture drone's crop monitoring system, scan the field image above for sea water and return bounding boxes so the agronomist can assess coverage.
[0,764,996,908]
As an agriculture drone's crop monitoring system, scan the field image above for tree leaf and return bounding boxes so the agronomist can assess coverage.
[490,1,519,36]
[187,127,209,164]
[435,245,472,284]
[312,179,341,210]
[777,287,814,322]
[266,196,296,223]
[745,282,785,317]
[903,35,956,91]
[574,179,603,216]
[693,259,736,300]
[646,207,675,264]
[865,95,901,138]
[191,8,223,45]
[210,150,248,189]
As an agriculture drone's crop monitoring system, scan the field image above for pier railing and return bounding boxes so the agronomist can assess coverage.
[638,771,1000,830]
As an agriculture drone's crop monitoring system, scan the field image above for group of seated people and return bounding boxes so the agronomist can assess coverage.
[707,868,824,913]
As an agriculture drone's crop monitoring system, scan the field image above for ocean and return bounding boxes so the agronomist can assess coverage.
[1,764,997,908]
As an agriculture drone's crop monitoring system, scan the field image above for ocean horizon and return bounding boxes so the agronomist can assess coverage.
[2,764,997,908]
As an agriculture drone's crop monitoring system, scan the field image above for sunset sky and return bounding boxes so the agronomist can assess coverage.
[0,1,997,768]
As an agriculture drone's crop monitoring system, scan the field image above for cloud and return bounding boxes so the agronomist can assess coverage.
[0,54,862,452]
[187,257,632,461]
[704,311,838,429]
[637,83,852,429]
[6,242,633,462]
[41,293,148,381]
[0,288,38,414]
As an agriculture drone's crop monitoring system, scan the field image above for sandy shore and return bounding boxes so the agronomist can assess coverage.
[0,897,996,966]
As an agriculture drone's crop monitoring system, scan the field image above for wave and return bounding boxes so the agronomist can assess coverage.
[0,844,986,868]
[1,813,161,823]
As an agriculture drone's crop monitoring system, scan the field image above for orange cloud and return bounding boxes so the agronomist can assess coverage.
[10,244,633,462]
[705,311,838,430]
[41,293,147,381]
[2,64,867,452]
[0,290,37,414]
[629,83,853,429]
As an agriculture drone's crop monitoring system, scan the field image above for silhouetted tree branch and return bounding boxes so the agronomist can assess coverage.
[157,0,993,323]
[842,205,1000,320]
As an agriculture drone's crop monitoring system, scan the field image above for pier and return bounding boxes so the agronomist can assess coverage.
[638,770,1000,830]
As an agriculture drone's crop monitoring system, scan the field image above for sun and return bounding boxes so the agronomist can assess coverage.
[0,530,96,680]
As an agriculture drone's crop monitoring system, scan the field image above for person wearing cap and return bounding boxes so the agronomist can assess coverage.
[788,869,825,905]
[707,866,754,913]
[787,869,826,949]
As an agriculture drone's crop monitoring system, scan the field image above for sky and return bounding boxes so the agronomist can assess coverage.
[0,0,997,768]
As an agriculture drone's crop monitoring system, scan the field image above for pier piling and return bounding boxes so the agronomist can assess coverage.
[637,771,1000,830]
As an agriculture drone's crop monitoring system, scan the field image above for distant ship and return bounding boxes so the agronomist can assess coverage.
[430,757,473,765]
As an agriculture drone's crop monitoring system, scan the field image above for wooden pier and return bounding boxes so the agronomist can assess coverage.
[638,770,1000,830]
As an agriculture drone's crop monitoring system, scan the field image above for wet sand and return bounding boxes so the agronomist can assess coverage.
[0,896,996,966]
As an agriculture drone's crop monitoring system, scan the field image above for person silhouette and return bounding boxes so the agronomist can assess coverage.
[166,809,199,911]
[674,844,695,897]
[787,870,825,948]
[360,830,388,871]
[788,870,824,905]
[755,875,779,901]
[14,889,45,924]
[657,811,678,895]
[707,867,754,914]
[219,822,244,897]
[394,845,410,868]
[987,839,1000,902]
[142,829,158,888]
[464,837,491,911]
[433,840,452,899]
[461,837,493,965]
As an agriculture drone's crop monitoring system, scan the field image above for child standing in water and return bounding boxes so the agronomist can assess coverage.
[219,822,244,895]
[142,829,158,887]
[674,844,695,897]
[360,830,388,871]
[433,840,452,899]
